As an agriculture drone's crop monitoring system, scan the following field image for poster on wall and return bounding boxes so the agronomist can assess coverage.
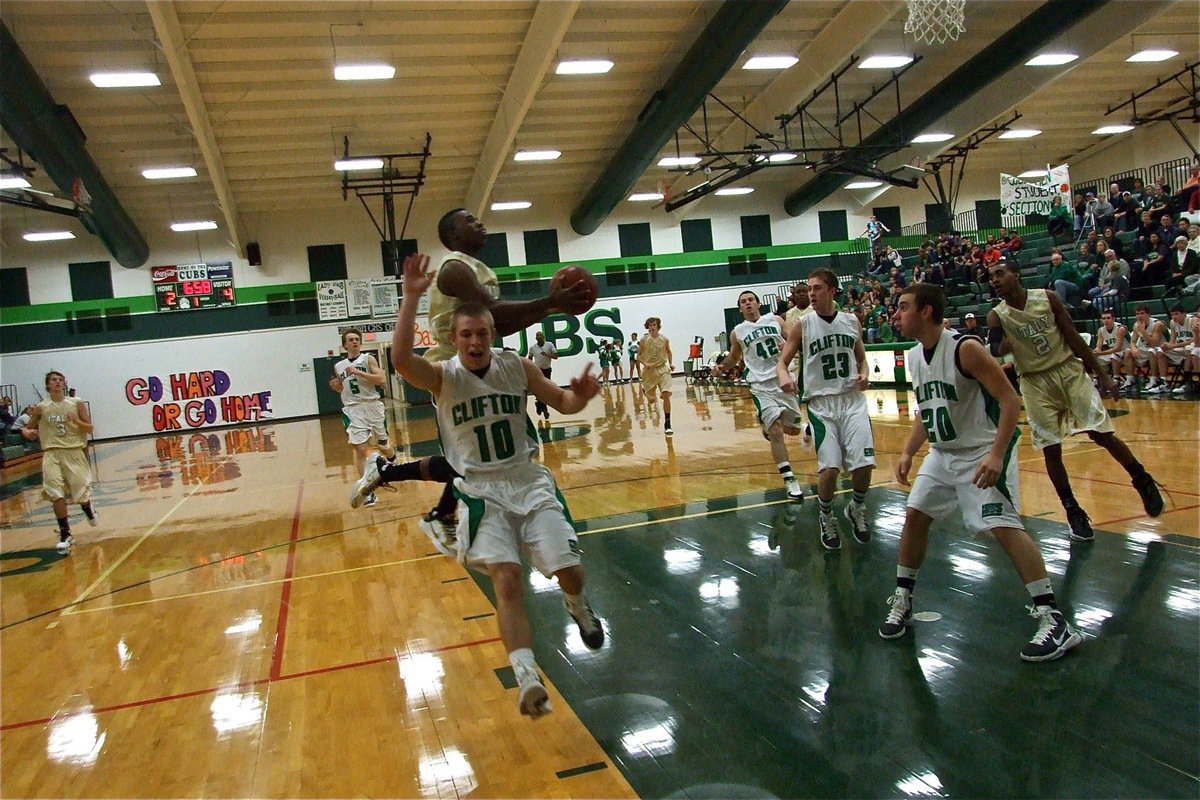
[370,278,399,317]
[347,279,373,317]
[317,281,348,321]
[125,368,273,433]
[999,164,1071,219]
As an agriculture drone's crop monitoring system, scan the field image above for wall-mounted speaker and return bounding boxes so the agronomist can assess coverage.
[247,242,262,266]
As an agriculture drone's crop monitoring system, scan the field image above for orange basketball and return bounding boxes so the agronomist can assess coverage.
[549,264,598,315]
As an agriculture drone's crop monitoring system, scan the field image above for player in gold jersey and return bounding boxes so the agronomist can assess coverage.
[20,370,97,553]
[986,260,1163,542]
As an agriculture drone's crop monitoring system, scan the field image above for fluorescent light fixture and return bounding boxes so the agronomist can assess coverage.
[555,59,613,75]
[1025,53,1078,66]
[490,201,531,211]
[171,221,218,232]
[912,132,954,143]
[768,152,798,163]
[1092,124,1135,135]
[1018,169,1050,178]
[334,158,384,171]
[845,180,883,189]
[998,129,1041,139]
[744,55,798,70]
[23,231,75,242]
[658,156,701,167]
[0,177,32,190]
[513,150,561,162]
[89,71,160,88]
[628,192,664,202]
[1126,49,1177,63]
[858,55,913,69]
[142,167,197,180]
[715,187,754,196]
[334,64,395,81]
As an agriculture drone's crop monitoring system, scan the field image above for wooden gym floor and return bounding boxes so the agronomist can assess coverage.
[1,382,1197,798]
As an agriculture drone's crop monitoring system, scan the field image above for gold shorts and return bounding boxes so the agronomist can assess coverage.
[641,365,673,395]
[41,447,93,504]
[1020,359,1113,449]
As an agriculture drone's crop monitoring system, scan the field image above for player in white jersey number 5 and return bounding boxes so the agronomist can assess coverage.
[883,284,1081,662]
[392,253,605,720]
[715,290,805,501]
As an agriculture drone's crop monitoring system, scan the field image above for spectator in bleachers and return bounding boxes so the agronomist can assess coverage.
[1046,251,1083,308]
[1113,191,1138,232]
[1132,232,1169,288]
[1084,258,1130,315]
[1122,305,1168,392]
[1073,192,1087,234]
[960,312,986,339]
[1164,235,1200,298]
[867,248,889,277]
[1048,194,1072,243]
[999,228,1022,255]
[1102,226,1126,260]
[1187,225,1200,256]
[12,406,34,436]
[1129,177,1147,208]
[884,244,903,271]
[889,266,907,289]
[1135,210,1159,242]
[911,262,928,284]
[860,215,891,249]
[1158,214,1179,245]
[1147,184,1171,220]
[1087,192,1115,231]
[927,262,945,287]
[1172,167,1198,210]
[1107,182,1123,209]
[0,397,14,434]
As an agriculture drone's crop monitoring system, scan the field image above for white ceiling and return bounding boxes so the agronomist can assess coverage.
[1,0,1195,258]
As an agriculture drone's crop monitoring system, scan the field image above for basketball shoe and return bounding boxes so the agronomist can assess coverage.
[818,511,841,550]
[418,510,458,557]
[1066,504,1093,542]
[785,478,804,502]
[566,599,605,649]
[350,454,385,509]
[56,530,74,553]
[879,589,913,639]
[1020,605,1082,662]
[1131,471,1164,517]
[845,501,871,544]
[515,664,552,719]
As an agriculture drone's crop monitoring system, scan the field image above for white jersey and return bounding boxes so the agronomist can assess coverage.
[907,329,1009,452]
[1169,318,1194,347]
[335,353,381,405]
[1096,323,1127,355]
[436,349,539,479]
[800,311,861,398]
[733,315,786,386]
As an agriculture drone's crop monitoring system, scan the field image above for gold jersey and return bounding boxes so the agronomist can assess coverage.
[425,251,500,363]
[992,289,1072,376]
[35,396,89,449]
[638,334,669,369]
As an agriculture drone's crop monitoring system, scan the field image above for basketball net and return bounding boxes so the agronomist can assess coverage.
[904,0,966,45]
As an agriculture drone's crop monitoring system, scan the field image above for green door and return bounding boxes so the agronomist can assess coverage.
[313,356,343,416]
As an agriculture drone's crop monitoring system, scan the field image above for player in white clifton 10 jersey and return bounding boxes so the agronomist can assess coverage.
[776,268,875,550]
[883,284,1081,662]
[715,289,805,502]
[391,252,604,721]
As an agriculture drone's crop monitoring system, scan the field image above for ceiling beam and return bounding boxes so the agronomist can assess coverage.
[464,0,579,217]
[147,1,246,257]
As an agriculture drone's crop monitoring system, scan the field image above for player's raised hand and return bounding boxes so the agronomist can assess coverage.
[401,253,433,296]
[570,363,601,401]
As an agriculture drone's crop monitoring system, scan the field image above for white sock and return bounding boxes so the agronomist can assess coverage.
[509,647,538,682]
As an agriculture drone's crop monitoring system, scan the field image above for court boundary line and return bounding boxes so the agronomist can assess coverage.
[269,479,304,681]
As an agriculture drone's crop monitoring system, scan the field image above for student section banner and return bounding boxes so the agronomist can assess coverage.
[1000,164,1071,218]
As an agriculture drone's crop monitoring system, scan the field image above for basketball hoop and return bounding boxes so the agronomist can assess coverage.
[904,0,966,45]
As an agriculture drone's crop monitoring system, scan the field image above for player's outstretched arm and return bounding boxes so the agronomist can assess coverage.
[20,407,42,441]
[438,261,591,336]
[895,414,927,487]
[524,360,599,414]
[776,323,803,394]
[959,338,1019,489]
[986,310,1011,356]
[393,254,443,394]
[715,338,744,378]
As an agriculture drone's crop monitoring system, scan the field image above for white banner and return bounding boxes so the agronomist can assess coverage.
[1000,164,1071,218]
[316,280,348,321]
[347,279,373,317]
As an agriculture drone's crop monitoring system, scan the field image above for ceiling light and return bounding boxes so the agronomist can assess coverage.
[89,72,160,88]
[171,221,218,232]
[846,181,883,189]
[658,156,701,167]
[0,177,32,190]
[513,150,561,162]
[858,55,913,69]
[1092,125,1135,135]
[334,158,384,171]
[998,129,1041,139]
[1126,49,1177,63]
[744,55,798,70]
[23,231,75,242]
[628,193,663,202]
[142,167,197,180]
[1018,169,1050,178]
[912,132,954,143]
[334,64,395,81]
[768,152,798,163]
[555,59,613,75]
[715,187,754,196]
[1025,53,1078,66]
[490,201,531,211]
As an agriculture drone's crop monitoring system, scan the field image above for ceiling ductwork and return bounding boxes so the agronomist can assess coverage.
[1,21,148,268]
[570,0,788,236]
[783,0,1120,218]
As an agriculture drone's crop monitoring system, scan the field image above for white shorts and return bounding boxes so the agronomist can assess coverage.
[1164,347,1188,365]
[452,463,581,578]
[1096,352,1124,364]
[42,447,93,504]
[907,440,1023,535]
[750,383,803,435]
[342,401,389,446]
[642,365,672,395]
[1129,346,1160,364]
[806,391,876,473]
[1190,345,1200,358]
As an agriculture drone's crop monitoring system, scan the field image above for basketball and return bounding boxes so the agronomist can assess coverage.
[549,264,598,315]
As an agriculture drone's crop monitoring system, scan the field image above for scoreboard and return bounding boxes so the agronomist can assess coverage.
[153,262,235,312]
